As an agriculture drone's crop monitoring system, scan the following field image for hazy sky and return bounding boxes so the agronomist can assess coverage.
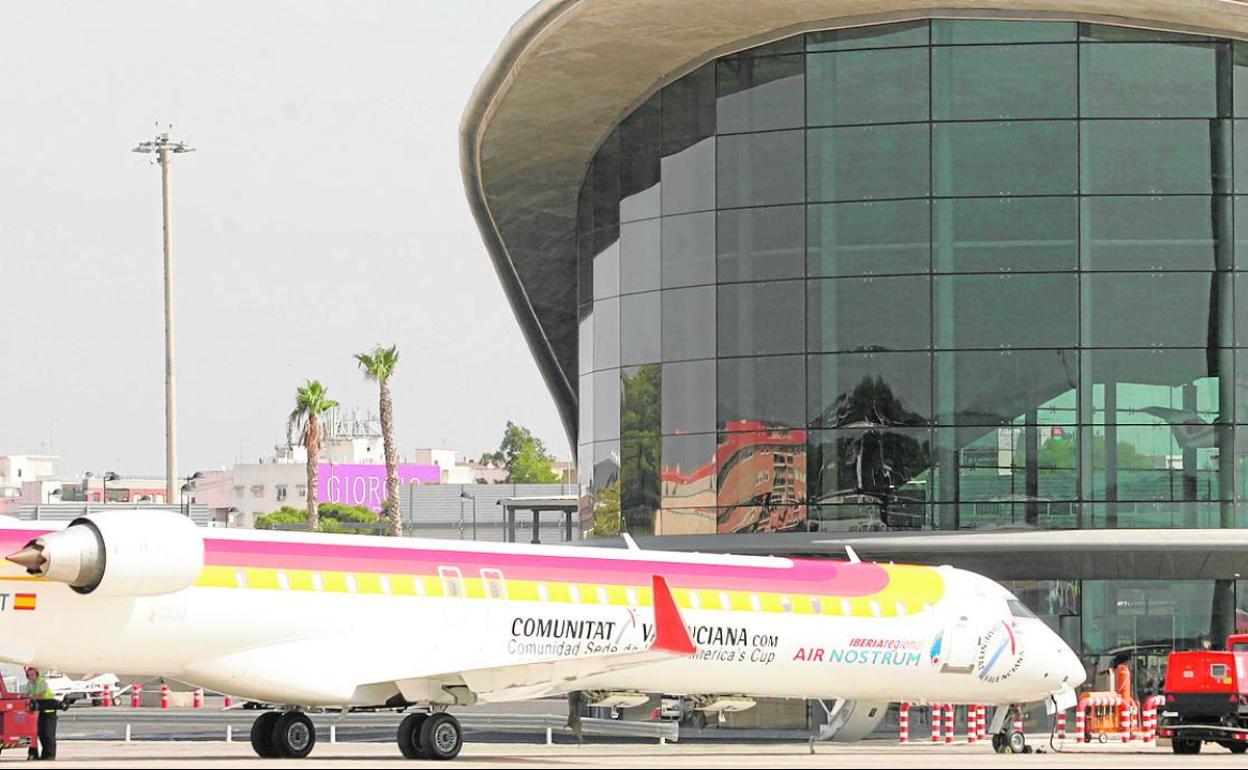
[0,0,567,477]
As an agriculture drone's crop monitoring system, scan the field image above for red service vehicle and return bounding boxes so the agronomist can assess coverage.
[1158,633,1248,755]
[0,675,38,759]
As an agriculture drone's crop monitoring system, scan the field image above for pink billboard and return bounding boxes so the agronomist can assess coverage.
[317,463,440,511]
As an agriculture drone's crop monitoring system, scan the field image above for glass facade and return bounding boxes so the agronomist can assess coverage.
[576,19,1248,543]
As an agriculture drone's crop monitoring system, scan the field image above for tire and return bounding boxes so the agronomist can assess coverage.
[1231,743,1248,754]
[271,711,317,759]
[1173,737,1202,755]
[991,733,1007,754]
[418,713,463,761]
[250,711,282,758]
[398,713,429,760]
[1007,730,1026,754]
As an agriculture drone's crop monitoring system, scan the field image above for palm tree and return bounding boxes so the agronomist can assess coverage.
[287,380,339,531]
[356,344,401,536]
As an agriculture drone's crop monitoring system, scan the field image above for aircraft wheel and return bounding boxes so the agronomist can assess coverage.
[991,733,1007,754]
[271,711,316,759]
[1006,730,1026,754]
[250,711,282,758]
[398,713,429,759]
[1230,742,1248,754]
[418,713,463,761]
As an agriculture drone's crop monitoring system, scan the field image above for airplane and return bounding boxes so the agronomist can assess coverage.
[0,510,1085,760]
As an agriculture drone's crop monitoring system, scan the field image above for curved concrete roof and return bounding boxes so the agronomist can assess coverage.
[461,0,1248,448]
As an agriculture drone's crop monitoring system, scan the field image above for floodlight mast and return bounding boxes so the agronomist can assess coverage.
[132,130,195,504]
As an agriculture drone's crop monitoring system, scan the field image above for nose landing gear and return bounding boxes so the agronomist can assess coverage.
[990,705,1029,754]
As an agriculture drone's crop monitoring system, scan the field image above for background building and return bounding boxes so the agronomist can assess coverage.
[464,1,1248,695]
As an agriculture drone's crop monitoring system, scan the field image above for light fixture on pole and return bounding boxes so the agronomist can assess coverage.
[459,491,478,541]
[133,127,195,505]
[102,471,120,503]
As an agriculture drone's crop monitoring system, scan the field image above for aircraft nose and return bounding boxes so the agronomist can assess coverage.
[1058,640,1086,689]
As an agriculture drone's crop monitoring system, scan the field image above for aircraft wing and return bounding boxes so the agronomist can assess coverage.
[392,574,696,704]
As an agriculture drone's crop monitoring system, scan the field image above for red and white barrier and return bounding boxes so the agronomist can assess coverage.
[979,706,988,741]
[945,703,955,744]
[160,683,170,710]
[102,683,112,708]
[1074,703,1086,743]
[192,689,203,709]
[131,684,142,709]
[899,703,910,743]
[931,704,943,742]
[1141,695,1165,743]
[967,705,977,744]
[223,694,233,709]
[1056,710,1066,740]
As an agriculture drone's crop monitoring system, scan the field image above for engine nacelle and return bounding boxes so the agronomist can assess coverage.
[820,699,889,742]
[14,510,203,596]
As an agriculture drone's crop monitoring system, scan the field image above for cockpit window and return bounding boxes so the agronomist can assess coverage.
[1008,599,1037,619]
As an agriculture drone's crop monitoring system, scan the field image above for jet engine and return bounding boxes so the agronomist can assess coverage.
[819,699,890,742]
[6,510,203,596]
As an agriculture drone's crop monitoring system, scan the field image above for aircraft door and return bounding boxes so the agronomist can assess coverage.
[938,614,976,674]
[480,568,507,628]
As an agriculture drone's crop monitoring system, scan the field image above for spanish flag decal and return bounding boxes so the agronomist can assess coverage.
[13,593,36,611]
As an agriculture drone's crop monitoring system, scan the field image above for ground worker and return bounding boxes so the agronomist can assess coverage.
[24,667,58,761]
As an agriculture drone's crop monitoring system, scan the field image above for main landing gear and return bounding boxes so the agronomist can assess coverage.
[247,708,464,760]
[250,710,316,758]
[398,712,464,761]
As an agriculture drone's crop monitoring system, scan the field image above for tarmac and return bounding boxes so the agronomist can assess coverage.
[11,739,1241,768]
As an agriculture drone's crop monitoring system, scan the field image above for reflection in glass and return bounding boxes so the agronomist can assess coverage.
[621,364,661,439]
[934,197,1077,273]
[936,349,1078,426]
[661,433,717,513]
[716,428,808,533]
[661,211,716,289]
[934,273,1078,350]
[809,200,930,277]
[809,427,932,504]
[1081,119,1231,195]
[592,368,621,442]
[1080,42,1225,118]
[1084,348,1221,425]
[589,227,620,301]
[619,219,660,294]
[620,291,661,366]
[662,62,716,215]
[592,296,619,371]
[1082,272,1219,348]
[716,55,805,134]
[1081,196,1224,271]
[718,280,806,357]
[1088,423,1224,502]
[806,21,928,52]
[935,425,1078,503]
[932,19,1076,45]
[619,94,661,221]
[718,205,805,282]
[585,441,621,538]
[621,436,660,536]
[808,351,933,428]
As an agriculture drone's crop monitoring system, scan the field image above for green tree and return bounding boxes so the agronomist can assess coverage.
[286,380,338,531]
[492,422,559,483]
[355,344,402,537]
[256,503,379,535]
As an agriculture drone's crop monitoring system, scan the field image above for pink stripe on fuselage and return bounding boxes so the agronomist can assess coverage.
[205,537,888,596]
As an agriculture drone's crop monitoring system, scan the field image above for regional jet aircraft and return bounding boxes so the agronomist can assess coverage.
[0,510,1083,759]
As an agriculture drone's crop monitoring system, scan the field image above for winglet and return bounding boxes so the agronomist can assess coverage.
[651,575,697,656]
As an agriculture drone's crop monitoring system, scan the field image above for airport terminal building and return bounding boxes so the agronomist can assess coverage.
[463,1,1248,690]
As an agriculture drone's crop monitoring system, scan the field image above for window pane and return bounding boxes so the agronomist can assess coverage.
[619,94,661,222]
[1081,196,1225,271]
[932,20,1076,45]
[621,364,662,439]
[1081,119,1231,195]
[662,285,716,362]
[809,427,933,502]
[593,368,621,441]
[662,359,716,435]
[1238,122,1248,195]
[932,44,1076,120]
[1081,25,1216,43]
[620,291,660,366]
[933,121,1077,197]
[1083,272,1218,348]
[806,47,929,126]
[662,62,716,215]
[593,296,619,370]
[933,197,1077,273]
[809,200,930,277]
[661,433,718,509]
[935,349,1079,426]
[579,373,593,447]
[586,440,621,536]
[717,129,805,208]
[1237,198,1248,266]
[621,436,660,535]
[717,428,809,525]
[1237,44,1248,119]
[1080,42,1225,118]
[716,55,804,134]
[661,137,715,216]
[578,303,593,375]
[1089,423,1223,502]
[718,205,805,283]
[590,227,619,301]
[590,129,620,232]
[661,211,715,288]
[619,219,660,294]
[807,123,930,202]
[808,276,931,353]
[718,355,806,430]
[935,425,1078,502]
[934,273,1078,349]
[1085,348,1221,425]
[807,21,928,52]
[808,351,933,428]
[718,280,806,356]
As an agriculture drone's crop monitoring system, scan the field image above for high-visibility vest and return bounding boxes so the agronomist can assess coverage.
[28,675,54,701]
